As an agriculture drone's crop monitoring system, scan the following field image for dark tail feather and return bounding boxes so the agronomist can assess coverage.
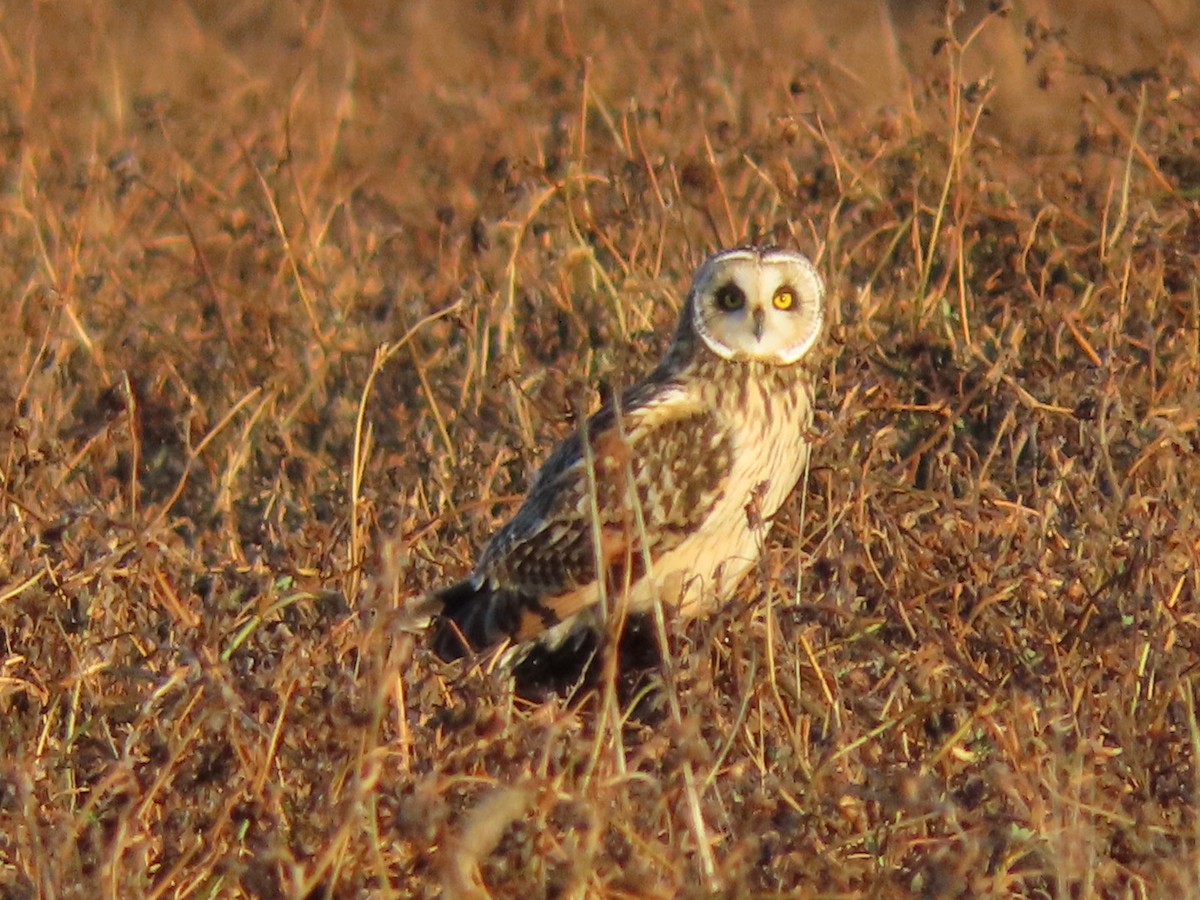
[430,579,524,661]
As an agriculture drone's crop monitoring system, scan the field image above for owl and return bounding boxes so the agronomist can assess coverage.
[430,246,824,680]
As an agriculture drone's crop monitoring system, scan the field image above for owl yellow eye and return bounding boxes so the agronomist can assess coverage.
[773,287,795,310]
[714,283,746,312]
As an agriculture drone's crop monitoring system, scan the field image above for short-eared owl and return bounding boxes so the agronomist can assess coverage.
[431,247,824,671]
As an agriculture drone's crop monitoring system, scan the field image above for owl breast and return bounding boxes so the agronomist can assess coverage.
[629,357,813,617]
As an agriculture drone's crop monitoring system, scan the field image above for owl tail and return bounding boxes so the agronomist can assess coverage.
[430,578,525,660]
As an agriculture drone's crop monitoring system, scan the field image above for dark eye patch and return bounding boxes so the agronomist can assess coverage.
[713,282,746,311]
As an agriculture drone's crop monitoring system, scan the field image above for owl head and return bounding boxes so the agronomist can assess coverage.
[686,247,824,365]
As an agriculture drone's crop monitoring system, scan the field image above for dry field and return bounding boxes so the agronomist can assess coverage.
[3,1,1200,896]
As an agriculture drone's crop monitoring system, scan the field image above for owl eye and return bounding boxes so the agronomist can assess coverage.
[773,286,796,310]
[714,283,746,311]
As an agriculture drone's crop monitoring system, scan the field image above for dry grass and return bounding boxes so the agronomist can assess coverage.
[2,1,1200,896]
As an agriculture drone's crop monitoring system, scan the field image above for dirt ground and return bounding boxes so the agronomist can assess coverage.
[2,1,1200,896]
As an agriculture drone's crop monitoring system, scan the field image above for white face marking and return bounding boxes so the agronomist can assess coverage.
[689,248,824,365]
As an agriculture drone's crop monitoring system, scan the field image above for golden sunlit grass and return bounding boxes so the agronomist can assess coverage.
[2,1,1200,896]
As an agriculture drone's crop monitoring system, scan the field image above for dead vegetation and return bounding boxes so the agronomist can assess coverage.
[2,1,1200,896]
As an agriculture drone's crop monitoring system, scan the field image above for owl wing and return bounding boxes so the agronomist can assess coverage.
[431,379,735,659]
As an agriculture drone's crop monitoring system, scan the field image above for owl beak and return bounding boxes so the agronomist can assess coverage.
[752,307,765,342]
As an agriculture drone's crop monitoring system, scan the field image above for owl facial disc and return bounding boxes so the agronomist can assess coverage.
[689,247,824,365]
